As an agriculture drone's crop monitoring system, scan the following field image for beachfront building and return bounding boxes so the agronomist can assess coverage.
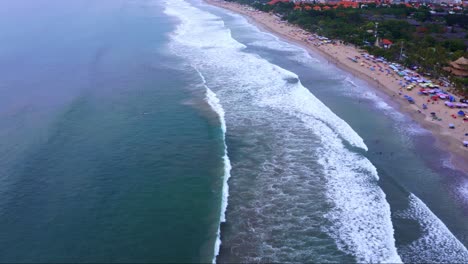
[374,38,393,49]
[336,1,360,7]
[381,39,393,49]
[294,0,365,7]
[444,57,468,77]
[290,0,392,5]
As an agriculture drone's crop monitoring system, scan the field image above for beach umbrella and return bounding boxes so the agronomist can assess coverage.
[458,110,465,116]
[449,123,455,129]
[463,141,468,147]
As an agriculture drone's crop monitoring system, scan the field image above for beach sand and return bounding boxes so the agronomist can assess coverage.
[204,0,468,172]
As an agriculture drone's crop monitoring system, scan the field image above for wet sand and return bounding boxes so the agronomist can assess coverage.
[204,0,468,173]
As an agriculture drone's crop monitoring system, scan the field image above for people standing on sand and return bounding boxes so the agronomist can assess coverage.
[213,0,466,152]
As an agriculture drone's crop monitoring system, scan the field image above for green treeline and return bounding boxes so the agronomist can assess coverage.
[226,0,468,94]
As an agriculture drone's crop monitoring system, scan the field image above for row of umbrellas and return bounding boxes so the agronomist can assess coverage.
[445,101,468,108]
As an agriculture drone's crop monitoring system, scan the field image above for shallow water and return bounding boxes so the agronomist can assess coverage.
[0,0,466,262]
[185,0,467,262]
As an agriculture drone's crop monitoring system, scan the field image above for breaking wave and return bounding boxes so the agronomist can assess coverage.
[194,67,232,263]
[164,0,401,262]
[395,194,468,263]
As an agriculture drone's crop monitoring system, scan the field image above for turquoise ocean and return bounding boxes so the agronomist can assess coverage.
[0,0,466,262]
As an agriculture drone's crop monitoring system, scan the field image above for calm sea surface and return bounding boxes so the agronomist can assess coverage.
[0,0,466,262]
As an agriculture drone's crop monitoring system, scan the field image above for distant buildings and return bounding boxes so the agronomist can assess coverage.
[268,0,291,4]
[444,57,468,77]
[288,0,465,5]
[271,0,466,15]
[381,38,393,48]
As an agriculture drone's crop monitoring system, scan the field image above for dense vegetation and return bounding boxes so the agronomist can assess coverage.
[226,0,468,95]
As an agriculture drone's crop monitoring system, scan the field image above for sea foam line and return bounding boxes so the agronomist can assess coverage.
[194,67,232,263]
[164,0,401,262]
[396,194,468,263]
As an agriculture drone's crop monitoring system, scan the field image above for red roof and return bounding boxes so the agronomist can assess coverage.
[337,1,359,8]
[313,6,321,10]
[382,39,393,45]
[267,0,289,5]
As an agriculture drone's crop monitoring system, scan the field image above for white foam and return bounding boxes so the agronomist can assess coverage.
[165,1,367,151]
[342,77,403,115]
[458,179,468,201]
[309,119,401,263]
[340,76,433,139]
[195,68,232,263]
[197,21,358,147]
[247,32,321,65]
[455,179,468,206]
[249,40,298,52]
[441,156,456,170]
[164,0,402,262]
[264,90,402,261]
[396,194,468,263]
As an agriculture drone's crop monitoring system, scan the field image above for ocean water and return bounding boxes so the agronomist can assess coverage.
[0,1,224,262]
[0,0,467,262]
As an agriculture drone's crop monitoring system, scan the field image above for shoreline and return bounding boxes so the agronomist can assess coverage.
[204,0,468,173]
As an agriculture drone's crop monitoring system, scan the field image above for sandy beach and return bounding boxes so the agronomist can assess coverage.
[205,0,468,172]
